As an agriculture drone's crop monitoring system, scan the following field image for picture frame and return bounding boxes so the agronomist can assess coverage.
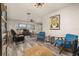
[50,15,60,30]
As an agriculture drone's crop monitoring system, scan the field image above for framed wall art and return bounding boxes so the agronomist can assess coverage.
[50,15,60,30]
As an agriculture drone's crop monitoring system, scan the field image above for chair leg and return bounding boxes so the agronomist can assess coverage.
[59,46,64,54]
[15,42,18,45]
[54,43,56,46]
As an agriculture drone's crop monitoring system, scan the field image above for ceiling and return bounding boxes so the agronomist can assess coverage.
[7,3,72,21]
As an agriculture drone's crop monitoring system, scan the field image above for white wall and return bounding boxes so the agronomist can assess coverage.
[42,4,79,37]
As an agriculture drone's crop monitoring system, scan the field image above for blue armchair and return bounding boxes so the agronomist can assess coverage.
[37,32,45,41]
[55,34,78,54]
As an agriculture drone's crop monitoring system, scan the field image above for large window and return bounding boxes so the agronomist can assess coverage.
[16,23,34,30]
[27,24,34,30]
[18,23,27,29]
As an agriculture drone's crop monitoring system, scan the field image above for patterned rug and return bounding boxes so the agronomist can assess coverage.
[24,43,55,56]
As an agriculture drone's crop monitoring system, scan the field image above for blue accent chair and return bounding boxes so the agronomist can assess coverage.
[37,32,45,41]
[55,34,78,54]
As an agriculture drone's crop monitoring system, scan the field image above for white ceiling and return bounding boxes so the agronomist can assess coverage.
[7,3,72,21]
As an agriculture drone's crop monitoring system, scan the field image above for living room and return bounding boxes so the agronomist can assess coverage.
[1,3,79,56]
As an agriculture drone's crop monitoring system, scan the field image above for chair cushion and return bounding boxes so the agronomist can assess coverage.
[64,41,71,48]
[66,34,78,41]
[38,36,44,39]
[38,32,45,41]
[65,34,78,48]
[55,39,64,47]
[65,34,74,41]
[39,32,45,36]
[73,35,78,40]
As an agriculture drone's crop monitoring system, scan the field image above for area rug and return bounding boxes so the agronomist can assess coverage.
[24,45,55,56]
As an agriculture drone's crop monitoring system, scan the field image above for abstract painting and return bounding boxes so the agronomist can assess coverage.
[50,15,60,30]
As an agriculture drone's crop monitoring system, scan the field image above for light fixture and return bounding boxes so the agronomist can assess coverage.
[30,19,34,22]
[26,12,31,15]
[33,3,46,8]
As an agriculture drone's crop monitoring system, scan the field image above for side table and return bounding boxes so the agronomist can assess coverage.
[50,36,55,44]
